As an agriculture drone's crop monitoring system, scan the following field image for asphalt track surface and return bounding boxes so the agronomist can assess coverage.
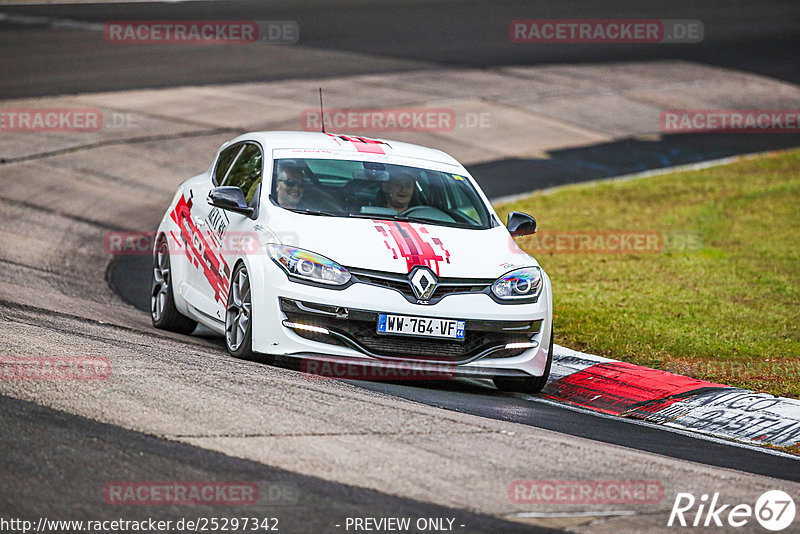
[109,216,800,485]
[472,133,800,199]
[0,0,799,98]
[0,394,552,533]
[2,1,799,197]
[2,1,800,531]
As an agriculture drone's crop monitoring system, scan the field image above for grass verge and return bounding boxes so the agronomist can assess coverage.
[495,150,800,397]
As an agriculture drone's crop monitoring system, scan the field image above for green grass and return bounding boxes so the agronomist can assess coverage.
[495,150,800,397]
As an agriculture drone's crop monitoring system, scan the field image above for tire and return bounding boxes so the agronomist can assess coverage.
[493,326,553,394]
[151,236,197,334]
[225,263,256,360]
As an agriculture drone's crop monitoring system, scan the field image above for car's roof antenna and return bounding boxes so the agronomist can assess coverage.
[319,87,326,134]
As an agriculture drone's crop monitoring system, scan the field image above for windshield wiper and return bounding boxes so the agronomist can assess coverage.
[347,213,386,220]
[399,215,476,228]
[347,212,413,222]
[392,214,433,224]
[287,208,338,217]
[350,212,476,229]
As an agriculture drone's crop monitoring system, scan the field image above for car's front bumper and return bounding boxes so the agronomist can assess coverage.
[251,267,553,377]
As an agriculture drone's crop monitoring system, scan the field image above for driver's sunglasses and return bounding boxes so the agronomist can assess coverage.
[279,179,305,188]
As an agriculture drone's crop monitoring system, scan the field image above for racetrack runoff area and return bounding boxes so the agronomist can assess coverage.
[1,62,800,531]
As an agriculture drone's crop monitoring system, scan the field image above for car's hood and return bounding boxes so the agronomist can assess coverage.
[270,213,537,279]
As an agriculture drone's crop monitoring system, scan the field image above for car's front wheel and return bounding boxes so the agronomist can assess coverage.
[493,326,553,394]
[225,263,256,360]
[151,236,198,334]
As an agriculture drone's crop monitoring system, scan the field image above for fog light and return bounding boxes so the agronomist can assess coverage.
[282,320,329,335]
[504,341,539,350]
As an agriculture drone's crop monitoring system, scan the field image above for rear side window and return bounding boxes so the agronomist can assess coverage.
[222,144,263,205]
[214,144,242,185]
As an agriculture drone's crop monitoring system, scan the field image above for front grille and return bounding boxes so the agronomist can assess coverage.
[280,300,540,364]
[349,268,493,304]
[352,271,410,293]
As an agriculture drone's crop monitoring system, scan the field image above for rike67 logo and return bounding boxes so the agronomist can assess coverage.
[668,490,796,531]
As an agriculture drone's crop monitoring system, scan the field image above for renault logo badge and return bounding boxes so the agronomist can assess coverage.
[409,267,437,301]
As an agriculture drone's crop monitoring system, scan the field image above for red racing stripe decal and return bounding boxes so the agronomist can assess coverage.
[169,230,183,249]
[326,133,386,154]
[170,195,230,303]
[374,225,400,260]
[542,361,729,415]
[374,220,446,274]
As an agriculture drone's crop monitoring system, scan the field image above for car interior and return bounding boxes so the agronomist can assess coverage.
[269,158,489,228]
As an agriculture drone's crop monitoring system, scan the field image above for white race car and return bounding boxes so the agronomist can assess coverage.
[151,132,553,392]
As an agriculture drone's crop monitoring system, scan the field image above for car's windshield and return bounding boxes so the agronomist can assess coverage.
[270,158,492,229]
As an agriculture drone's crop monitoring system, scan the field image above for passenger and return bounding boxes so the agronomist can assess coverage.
[381,170,417,213]
[275,167,306,209]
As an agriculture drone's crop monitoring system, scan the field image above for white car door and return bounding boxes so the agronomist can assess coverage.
[185,142,264,324]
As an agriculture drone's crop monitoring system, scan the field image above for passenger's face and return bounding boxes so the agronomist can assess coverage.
[383,175,415,212]
[276,170,305,208]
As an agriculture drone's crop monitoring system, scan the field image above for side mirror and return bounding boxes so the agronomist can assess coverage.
[506,211,537,236]
[207,186,254,217]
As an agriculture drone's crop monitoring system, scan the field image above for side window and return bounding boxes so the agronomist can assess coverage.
[222,144,263,205]
[213,144,242,185]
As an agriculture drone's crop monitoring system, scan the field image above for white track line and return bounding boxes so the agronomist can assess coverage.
[510,510,637,518]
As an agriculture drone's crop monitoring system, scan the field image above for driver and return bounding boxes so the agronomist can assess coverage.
[275,166,306,209]
[381,170,416,213]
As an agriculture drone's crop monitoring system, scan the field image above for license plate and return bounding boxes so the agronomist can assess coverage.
[377,314,465,340]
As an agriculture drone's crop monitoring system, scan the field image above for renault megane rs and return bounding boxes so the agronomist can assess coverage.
[151,131,553,392]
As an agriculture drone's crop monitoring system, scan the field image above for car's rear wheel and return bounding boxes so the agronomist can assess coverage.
[225,264,256,360]
[151,236,197,334]
[493,326,553,394]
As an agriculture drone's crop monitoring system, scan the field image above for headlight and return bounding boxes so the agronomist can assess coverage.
[267,244,351,286]
[491,266,543,300]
